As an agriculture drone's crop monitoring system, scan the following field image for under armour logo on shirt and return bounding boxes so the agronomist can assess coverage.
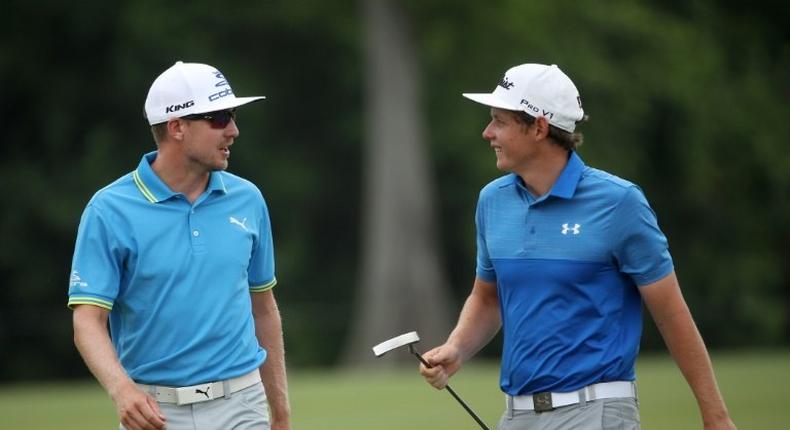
[561,223,581,235]
[229,216,249,231]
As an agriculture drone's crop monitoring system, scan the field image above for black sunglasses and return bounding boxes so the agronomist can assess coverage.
[182,109,236,129]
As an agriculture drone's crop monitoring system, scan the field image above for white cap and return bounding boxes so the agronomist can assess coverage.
[463,63,584,132]
[144,61,265,125]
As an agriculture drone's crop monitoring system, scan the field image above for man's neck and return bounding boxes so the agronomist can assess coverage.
[514,148,570,197]
[150,150,210,203]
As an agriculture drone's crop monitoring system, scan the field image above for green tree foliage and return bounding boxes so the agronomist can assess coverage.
[0,0,786,380]
[0,0,365,378]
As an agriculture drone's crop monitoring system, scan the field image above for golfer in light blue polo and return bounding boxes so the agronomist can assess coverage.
[69,61,290,430]
[418,63,735,429]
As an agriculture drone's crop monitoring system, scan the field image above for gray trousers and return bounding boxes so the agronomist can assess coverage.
[497,398,640,430]
[121,382,269,430]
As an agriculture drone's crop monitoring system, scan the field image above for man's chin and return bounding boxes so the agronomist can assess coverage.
[212,163,229,172]
[495,160,510,171]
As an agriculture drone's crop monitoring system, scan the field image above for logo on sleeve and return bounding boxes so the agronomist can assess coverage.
[70,270,89,288]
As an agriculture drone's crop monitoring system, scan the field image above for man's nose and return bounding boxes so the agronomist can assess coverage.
[482,121,495,141]
[226,119,240,138]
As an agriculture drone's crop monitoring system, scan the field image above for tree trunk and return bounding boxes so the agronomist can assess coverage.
[343,0,454,366]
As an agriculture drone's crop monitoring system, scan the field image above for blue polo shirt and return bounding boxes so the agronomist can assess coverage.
[68,151,276,386]
[476,152,673,395]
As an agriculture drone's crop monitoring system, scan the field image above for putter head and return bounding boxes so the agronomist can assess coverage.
[372,331,420,357]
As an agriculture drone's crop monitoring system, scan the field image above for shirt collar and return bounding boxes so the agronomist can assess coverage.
[549,151,585,199]
[132,151,228,203]
[501,151,585,201]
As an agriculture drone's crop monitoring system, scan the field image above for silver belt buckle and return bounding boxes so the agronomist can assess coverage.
[533,392,554,412]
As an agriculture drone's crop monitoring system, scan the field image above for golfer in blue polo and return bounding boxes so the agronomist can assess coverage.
[419,63,735,430]
[69,61,290,430]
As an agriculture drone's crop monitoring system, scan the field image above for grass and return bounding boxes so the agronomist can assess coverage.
[0,350,786,429]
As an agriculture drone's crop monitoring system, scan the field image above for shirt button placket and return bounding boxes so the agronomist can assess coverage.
[522,207,533,254]
[188,206,206,252]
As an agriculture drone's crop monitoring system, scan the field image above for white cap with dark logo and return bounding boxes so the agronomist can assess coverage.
[463,63,584,132]
[144,61,265,125]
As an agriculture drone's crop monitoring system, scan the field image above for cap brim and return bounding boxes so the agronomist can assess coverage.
[146,96,267,125]
[462,93,520,110]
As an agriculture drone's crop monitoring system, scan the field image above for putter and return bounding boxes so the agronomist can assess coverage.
[372,331,490,430]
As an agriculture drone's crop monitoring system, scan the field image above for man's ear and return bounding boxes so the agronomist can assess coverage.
[166,118,187,141]
[534,116,551,139]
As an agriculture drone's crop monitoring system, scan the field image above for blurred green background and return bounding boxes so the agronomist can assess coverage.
[1,0,788,427]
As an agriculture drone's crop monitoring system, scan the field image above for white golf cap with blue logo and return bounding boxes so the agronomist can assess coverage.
[144,61,265,125]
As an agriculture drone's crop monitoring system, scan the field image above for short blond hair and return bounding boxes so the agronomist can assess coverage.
[150,123,168,145]
[515,111,586,151]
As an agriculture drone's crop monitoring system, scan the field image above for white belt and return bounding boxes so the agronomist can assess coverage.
[137,370,261,406]
[508,381,637,412]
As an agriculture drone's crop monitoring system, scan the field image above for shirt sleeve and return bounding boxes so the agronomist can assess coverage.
[611,186,674,286]
[248,197,277,292]
[475,193,497,282]
[68,204,122,309]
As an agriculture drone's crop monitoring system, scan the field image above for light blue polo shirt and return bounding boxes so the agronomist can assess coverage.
[476,151,673,395]
[68,151,276,386]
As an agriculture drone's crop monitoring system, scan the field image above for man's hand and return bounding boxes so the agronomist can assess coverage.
[419,344,463,390]
[112,382,166,430]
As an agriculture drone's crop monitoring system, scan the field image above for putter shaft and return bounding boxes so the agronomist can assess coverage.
[410,345,490,430]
